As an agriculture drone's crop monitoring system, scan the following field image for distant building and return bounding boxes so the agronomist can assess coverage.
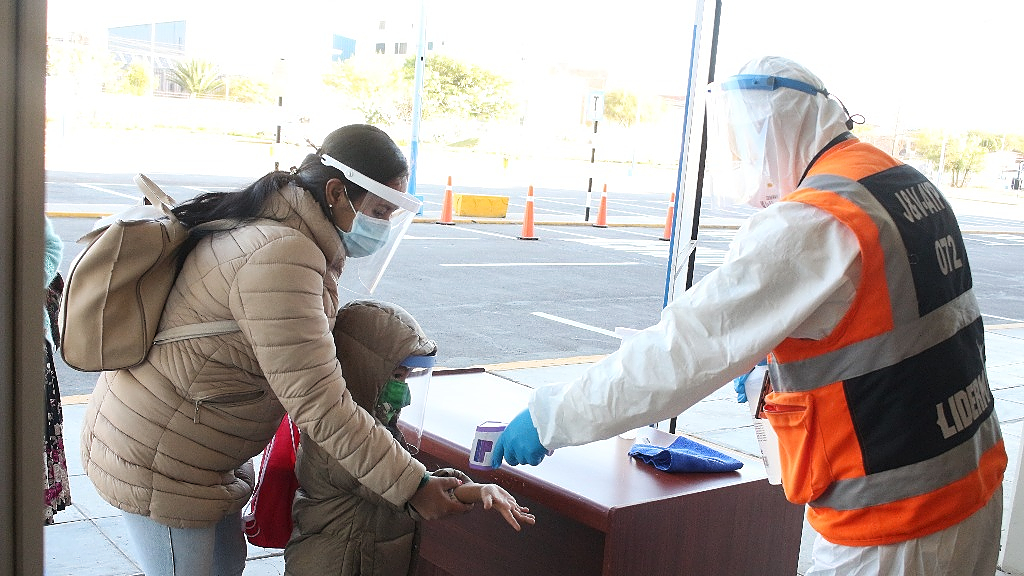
[107,21,186,94]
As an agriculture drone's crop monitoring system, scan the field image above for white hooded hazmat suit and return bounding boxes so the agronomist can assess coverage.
[525,56,1002,576]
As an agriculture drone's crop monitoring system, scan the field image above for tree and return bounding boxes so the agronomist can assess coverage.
[973,130,1005,152]
[221,76,271,104]
[322,55,404,124]
[602,89,664,127]
[400,55,514,122]
[46,37,122,94]
[167,58,224,97]
[1004,134,1024,154]
[972,130,1024,156]
[106,62,153,96]
[914,130,986,188]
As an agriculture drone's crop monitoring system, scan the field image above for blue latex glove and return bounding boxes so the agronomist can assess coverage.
[732,373,750,403]
[491,408,549,467]
[732,358,768,403]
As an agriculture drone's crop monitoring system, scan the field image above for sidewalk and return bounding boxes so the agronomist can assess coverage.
[47,323,1024,575]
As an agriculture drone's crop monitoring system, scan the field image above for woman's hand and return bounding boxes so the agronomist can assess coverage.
[465,484,536,531]
[407,476,473,520]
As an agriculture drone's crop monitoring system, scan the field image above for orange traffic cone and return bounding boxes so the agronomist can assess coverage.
[659,193,675,241]
[518,185,538,240]
[593,184,608,228]
[437,176,455,225]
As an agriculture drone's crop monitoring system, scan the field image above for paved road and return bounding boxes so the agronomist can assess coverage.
[47,171,1024,396]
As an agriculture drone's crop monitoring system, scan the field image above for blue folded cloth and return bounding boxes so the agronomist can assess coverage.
[628,436,744,473]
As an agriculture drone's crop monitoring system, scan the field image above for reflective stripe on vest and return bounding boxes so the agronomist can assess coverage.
[765,141,1005,546]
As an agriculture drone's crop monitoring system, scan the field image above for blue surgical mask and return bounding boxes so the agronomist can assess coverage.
[336,198,391,258]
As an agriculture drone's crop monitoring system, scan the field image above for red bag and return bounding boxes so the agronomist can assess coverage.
[243,415,301,548]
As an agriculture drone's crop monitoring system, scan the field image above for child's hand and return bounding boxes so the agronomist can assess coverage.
[477,484,536,531]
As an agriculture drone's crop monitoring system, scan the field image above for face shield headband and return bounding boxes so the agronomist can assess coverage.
[721,75,856,130]
[320,154,422,214]
[719,74,826,97]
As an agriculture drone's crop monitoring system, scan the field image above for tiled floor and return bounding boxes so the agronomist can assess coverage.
[46,324,1024,575]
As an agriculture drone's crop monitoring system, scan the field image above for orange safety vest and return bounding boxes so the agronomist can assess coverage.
[764,136,1006,547]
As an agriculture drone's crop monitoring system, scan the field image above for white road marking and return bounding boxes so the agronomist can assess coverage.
[444,227,519,239]
[440,262,639,267]
[184,186,234,192]
[531,312,620,338]
[403,235,479,240]
[965,234,1024,246]
[535,197,652,217]
[539,227,609,238]
[78,183,137,200]
[983,313,1024,323]
[563,237,670,258]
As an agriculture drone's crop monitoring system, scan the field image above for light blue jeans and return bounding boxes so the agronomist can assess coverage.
[122,510,247,576]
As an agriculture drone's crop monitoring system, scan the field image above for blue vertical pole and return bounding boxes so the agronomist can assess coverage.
[662,0,721,309]
[409,0,427,215]
[662,0,721,435]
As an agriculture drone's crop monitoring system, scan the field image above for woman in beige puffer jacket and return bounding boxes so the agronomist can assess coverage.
[79,125,470,576]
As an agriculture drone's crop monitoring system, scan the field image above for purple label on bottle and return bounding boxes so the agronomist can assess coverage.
[473,439,493,463]
[469,421,506,469]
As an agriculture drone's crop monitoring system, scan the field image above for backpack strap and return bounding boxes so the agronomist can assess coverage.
[153,320,240,345]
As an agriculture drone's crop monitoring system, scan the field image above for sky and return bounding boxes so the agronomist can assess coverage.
[47,0,1024,134]
[432,0,1024,134]
[711,0,1024,134]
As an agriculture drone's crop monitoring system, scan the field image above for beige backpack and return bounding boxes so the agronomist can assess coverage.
[59,173,237,372]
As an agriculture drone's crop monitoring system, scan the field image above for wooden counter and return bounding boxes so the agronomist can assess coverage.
[410,369,805,576]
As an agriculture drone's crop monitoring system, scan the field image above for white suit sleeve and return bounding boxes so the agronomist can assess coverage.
[529,202,862,450]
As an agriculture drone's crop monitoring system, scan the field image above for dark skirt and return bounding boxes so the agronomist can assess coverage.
[44,340,71,525]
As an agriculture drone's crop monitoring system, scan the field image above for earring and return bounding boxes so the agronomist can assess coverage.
[328,204,333,208]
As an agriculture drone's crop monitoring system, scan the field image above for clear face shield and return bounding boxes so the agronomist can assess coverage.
[706,81,772,208]
[321,154,423,296]
[706,74,826,209]
[394,353,435,453]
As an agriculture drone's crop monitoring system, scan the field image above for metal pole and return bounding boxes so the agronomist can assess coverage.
[409,0,427,214]
[938,131,947,183]
[271,58,286,172]
[662,0,721,433]
[586,119,598,221]
[274,95,282,172]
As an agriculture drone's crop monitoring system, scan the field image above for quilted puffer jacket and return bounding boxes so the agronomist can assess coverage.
[80,184,427,528]
[286,300,452,576]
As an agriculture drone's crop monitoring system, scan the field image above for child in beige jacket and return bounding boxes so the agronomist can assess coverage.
[285,300,533,576]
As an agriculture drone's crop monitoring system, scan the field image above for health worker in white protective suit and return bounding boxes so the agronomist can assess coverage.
[490,56,1007,576]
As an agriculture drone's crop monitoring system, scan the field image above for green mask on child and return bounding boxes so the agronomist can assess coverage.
[379,379,412,422]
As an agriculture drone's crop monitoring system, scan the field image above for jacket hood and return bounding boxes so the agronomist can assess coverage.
[737,56,852,198]
[333,300,436,415]
[706,56,853,208]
